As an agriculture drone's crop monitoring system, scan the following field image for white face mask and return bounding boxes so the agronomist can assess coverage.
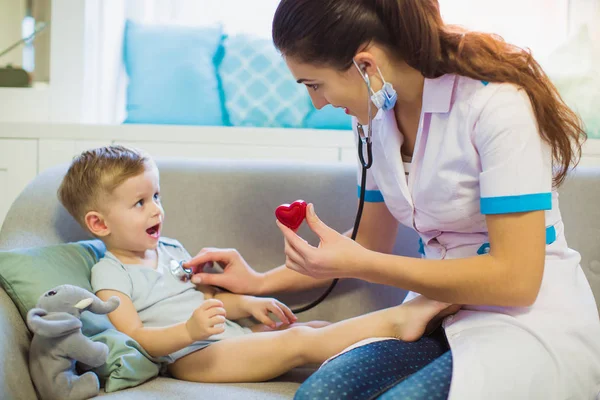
[352,60,398,111]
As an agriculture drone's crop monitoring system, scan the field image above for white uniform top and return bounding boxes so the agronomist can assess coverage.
[354,74,600,399]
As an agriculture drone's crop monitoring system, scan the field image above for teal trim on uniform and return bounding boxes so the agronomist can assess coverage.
[418,238,425,256]
[477,226,556,255]
[482,81,489,86]
[358,186,385,202]
[545,225,556,245]
[480,193,552,215]
[477,243,491,255]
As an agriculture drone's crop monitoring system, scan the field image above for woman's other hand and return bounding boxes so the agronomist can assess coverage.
[277,203,370,280]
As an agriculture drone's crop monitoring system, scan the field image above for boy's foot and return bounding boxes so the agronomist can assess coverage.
[389,296,461,342]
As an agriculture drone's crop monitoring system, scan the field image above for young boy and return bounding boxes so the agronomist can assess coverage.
[58,145,456,383]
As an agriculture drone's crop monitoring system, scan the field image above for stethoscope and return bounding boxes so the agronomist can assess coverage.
[169,259,194,281]
[288,68,375,313]
[169,67,376,314]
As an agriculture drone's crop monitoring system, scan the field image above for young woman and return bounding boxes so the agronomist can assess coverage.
[186,1,600,398]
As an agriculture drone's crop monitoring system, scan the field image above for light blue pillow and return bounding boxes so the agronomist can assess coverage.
[304,104,352,130]
[123,20,226,126]
[219,35,312,128]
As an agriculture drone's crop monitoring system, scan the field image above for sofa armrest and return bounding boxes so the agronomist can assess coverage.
[0,287,37,399]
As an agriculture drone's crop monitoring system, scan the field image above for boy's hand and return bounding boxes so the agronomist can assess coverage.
[243,296,297,329]
[185,299,227,341]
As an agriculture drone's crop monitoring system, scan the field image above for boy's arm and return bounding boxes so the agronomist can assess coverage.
[197,285,295,326]
[96,289,194,358]
[196,284,252,320]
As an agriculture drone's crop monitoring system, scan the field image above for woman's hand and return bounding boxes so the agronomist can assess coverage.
[241,296,297,329]
[183,248,265,295]
[277,203,370,280]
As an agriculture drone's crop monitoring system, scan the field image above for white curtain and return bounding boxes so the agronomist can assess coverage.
[82,0,575,125]
[81,0,127,124]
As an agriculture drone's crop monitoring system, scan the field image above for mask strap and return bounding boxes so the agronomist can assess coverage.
[376,66,388,85]
[353,59,376,96]
[353,59,397,111]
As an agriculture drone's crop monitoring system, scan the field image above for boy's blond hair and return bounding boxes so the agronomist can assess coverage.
[58,145,151,228]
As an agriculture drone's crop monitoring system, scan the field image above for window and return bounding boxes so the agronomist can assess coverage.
[82,0,573,125]
[125,0,280,38]
[439,0,569,59]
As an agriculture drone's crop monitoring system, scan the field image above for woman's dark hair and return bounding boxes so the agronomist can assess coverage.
[273,0,586,186]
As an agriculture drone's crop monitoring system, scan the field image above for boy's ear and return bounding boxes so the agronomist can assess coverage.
[85,211,110,237]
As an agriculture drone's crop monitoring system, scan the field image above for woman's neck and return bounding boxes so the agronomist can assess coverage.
[388,62,424,154]
[387,61,425,109]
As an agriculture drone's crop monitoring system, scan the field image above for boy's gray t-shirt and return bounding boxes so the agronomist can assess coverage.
[91,238,251,346]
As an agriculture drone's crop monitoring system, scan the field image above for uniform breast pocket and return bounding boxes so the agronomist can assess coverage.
[414,161,481,229]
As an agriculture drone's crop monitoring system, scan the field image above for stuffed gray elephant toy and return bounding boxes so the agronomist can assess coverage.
[26,285,120,400]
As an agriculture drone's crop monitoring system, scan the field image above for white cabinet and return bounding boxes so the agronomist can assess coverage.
[0,139,37,228]
[38,139,111,173]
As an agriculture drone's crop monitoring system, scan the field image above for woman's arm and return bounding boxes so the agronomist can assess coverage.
[279,205,546,307]
[355,211,546,306]
[96,289,195,358]
[186,201,399,295]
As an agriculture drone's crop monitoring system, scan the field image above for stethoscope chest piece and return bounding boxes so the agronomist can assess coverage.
[169,259,193,281]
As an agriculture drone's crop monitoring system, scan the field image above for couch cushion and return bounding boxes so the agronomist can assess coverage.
[0,160,413,325]
[0,241,104,316]
[97,369,314,399]
[0,241,160,392]
[219,35,312,128]
[558,166,600,311]
[0,286,37,400]
[123,20,226,126]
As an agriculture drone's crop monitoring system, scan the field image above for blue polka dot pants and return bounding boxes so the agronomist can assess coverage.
[295,328,452,400]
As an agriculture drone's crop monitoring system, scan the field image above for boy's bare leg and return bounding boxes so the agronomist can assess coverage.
[168,296,456,383]
[250,320,330,333]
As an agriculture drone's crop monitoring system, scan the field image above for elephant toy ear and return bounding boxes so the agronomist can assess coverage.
[27,309,83,338]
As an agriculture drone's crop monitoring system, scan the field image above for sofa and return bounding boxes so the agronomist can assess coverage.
[1,158,599,399]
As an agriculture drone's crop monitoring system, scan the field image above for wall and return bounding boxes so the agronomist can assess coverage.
[125,0,280,38]
[0,123,356,229]
[0,0,85,123]
[439,0,569,58]
[0,0,26,68]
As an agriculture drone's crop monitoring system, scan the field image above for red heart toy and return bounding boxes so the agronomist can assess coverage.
[275,200,308,231]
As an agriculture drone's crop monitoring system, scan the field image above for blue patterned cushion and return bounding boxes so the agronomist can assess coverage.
[123,20,226,126]
[219,35,311,128]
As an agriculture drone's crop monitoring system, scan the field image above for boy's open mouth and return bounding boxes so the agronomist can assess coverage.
[146,223,160,238]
